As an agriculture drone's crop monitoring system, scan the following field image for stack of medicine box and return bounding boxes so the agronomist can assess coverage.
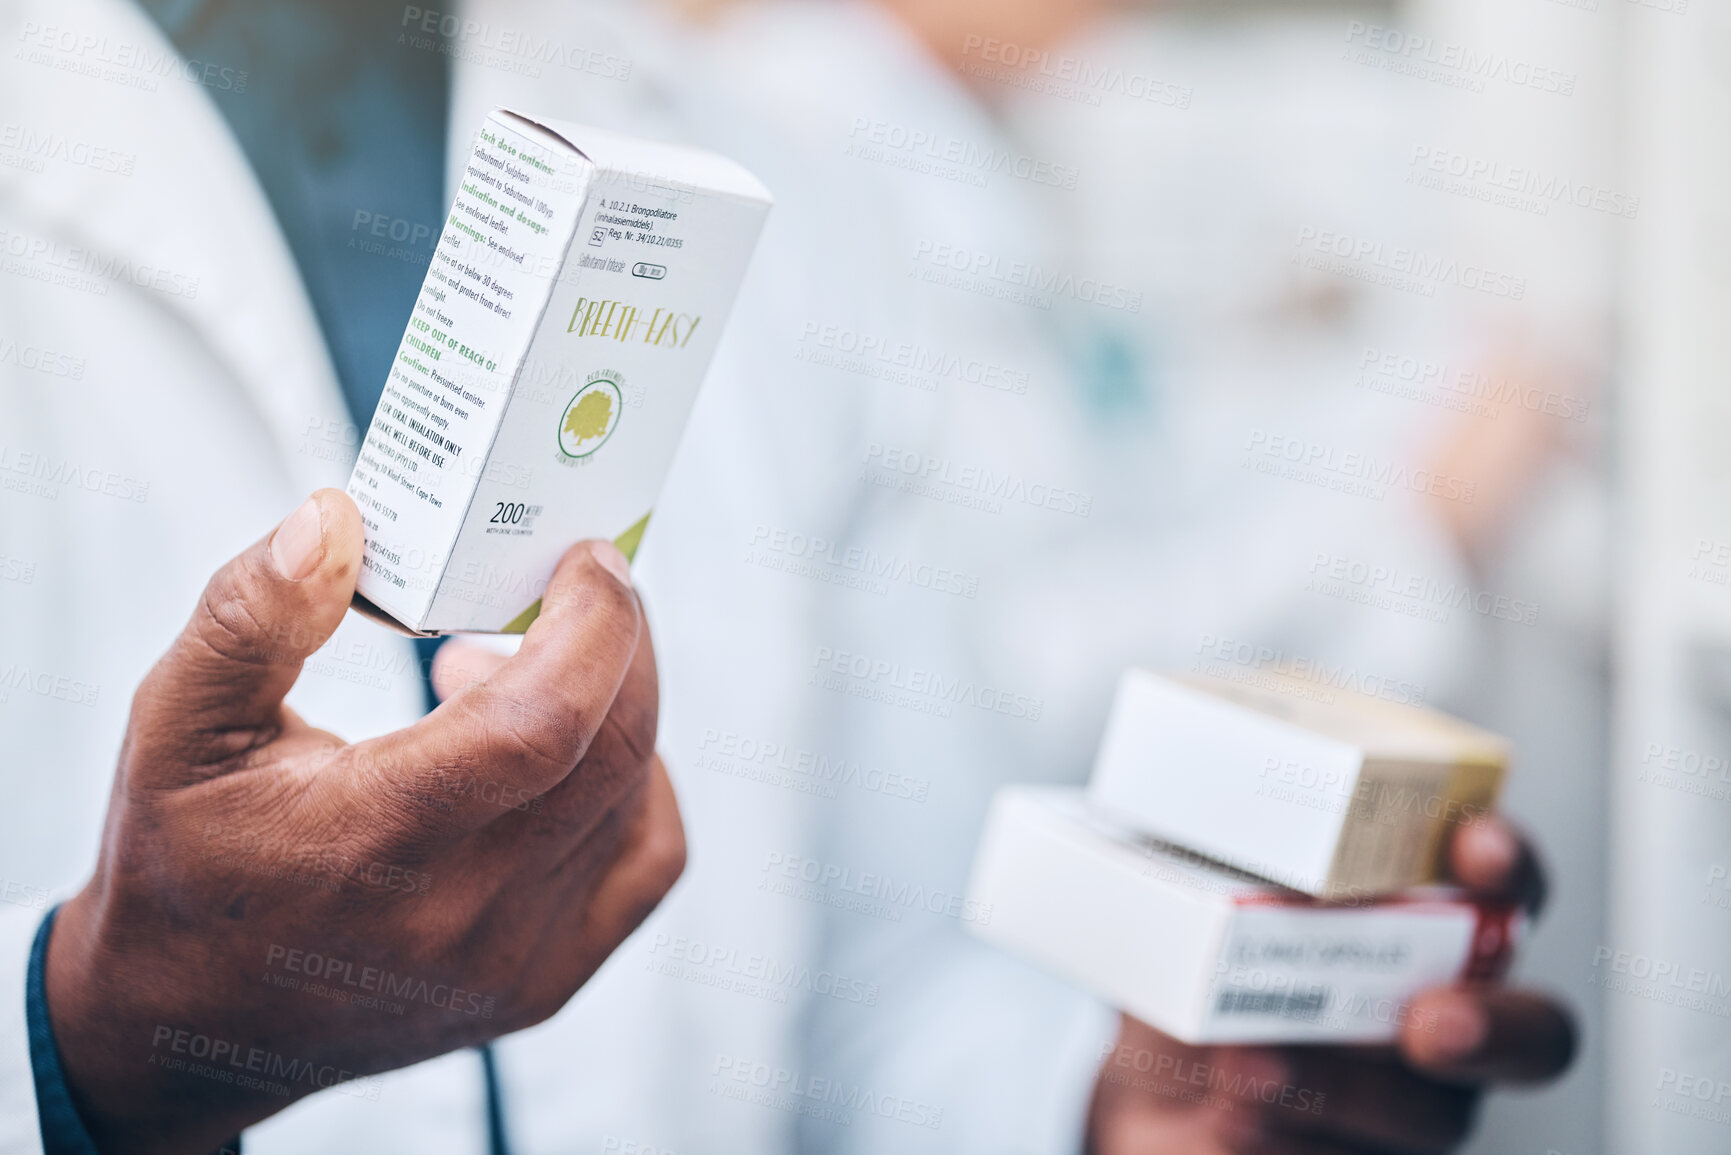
[964,670,1521,1044]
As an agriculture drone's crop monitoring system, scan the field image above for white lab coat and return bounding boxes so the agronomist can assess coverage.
[0,0,433,1146]
[0,1,1478,1152]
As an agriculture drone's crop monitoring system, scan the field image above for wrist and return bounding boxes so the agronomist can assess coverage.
[44,889,252,1155]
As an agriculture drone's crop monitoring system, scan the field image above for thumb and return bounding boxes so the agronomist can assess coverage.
[131,489,363,779]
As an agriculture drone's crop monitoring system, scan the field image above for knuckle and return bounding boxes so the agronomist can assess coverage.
[595,714,657,790]
[197,579,275,663]
[621,690,660,764]
[192,560,312,666]
[642,813,687,896]
[453,682,588,800]
[611,804,685,919]
[479,690,586,789]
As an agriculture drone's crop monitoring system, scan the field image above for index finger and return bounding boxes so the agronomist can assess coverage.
[338,540,642,855]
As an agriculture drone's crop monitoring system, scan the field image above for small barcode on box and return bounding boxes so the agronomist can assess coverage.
[1214,987,1330,1021]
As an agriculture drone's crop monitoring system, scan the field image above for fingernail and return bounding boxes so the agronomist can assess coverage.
[270,497,325,581]
[1431,996,1488,1059]
[591,540,633,587]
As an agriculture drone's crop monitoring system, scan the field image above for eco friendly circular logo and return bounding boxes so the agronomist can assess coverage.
[558,377,623,458]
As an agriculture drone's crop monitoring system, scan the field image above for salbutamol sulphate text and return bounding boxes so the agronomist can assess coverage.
[347,109,771,634]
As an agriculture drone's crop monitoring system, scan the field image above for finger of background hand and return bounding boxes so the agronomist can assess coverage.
[1447,816,1548,914]
[430,642,510,703]
[132,490,362,779]
[1400,987,1577,1086]
[1251,1047,1478,1155]
[345,540,641,851]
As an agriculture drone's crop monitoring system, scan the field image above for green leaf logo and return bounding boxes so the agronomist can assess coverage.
[558,378,623,458]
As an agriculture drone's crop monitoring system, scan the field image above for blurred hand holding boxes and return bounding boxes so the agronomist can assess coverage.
[965,672,1520,1045]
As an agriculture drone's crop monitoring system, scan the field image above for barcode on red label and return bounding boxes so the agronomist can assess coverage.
[1214,987,1331,1021]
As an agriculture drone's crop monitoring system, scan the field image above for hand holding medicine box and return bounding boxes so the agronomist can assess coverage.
[964,673,1518,1044]
[965,788,1522,1045]
[347,110,771,635]
[1087,670,1509,899]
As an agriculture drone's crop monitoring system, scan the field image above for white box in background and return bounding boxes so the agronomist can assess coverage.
[1087,670,1509,899]
[348,109,771,635]
[965,788,1521,1045]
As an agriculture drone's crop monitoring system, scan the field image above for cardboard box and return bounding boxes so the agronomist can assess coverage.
[965,788,1521,1045]
[347,109,771,635]
[1087,670,1508,899]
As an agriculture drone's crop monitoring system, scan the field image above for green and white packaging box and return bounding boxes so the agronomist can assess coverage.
[347,109,771,635]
